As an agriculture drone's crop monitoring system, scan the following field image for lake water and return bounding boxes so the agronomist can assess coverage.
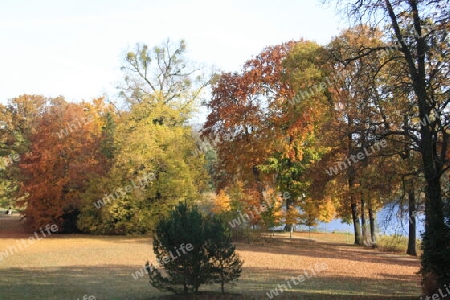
[294,203,425,238]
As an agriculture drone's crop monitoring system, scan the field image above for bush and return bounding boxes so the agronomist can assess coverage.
[145,202,243,294]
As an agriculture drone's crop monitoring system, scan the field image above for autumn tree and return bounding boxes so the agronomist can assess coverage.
[304,25,406,246]
[18,98,108,232]
[318,23,429,251]
[329,0,450,293]
[203,41,328,231]
[77,99,208,234]
[78,39,211,234]
[0,95,48,209]
[329,25,387,245]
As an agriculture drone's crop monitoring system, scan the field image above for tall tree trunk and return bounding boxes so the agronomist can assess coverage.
[346,118,361,245]
[360,197,369,246]
[284,159,294,232]
[416,61,449,289]
[406,186,417,256]
[422,176,448,283]
[284,194,294,232]
[383,0,450,288]
[351,200,361,245]
[368,200,376,248]
[349,169,361,245]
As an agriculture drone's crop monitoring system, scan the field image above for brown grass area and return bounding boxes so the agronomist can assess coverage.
[0,215,421,299]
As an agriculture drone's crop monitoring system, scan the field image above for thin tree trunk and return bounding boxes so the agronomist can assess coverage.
[349,163,361,244]
[284,194,294,232]
[347,120,361,245]
[351,200,362,245]
[284,158,294,232]
[368,200,376,248]
[406,186,417,256]
[350,170,361,245]
[361,197,368,245]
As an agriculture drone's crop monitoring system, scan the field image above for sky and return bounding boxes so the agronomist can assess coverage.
[0,0,345,118]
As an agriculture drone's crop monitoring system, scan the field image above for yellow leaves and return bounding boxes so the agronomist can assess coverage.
[262,187,276,205]
[286,206,301,226]
[318,198,336,223]
[212,189,231,214]
[298,199,320,227]
[260,188,284,227]
[265,189,284,212]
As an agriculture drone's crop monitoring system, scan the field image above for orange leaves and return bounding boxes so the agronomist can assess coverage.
[203,42,309,189]
[17,98,110,231]
[202,40,332,226]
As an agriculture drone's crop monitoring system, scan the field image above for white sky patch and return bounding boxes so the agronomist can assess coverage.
[0,0,344,104]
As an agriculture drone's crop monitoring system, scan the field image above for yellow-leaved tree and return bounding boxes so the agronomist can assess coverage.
[78,39,211,234]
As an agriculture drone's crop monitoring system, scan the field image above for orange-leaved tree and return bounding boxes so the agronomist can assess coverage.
[203,40,329,231]
[18,98,110,232]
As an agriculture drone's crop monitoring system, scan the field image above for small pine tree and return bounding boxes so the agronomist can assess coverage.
[206,215,244,293]
[146,202,244,294]
[148,202,210,294]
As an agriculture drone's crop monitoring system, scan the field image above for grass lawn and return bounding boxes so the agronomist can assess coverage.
[0,214,421,299]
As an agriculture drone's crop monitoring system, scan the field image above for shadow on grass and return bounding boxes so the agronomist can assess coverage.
[0,265,157,300]
[234,237,419,269]
[0,264,420,300]
[238,266,419,299]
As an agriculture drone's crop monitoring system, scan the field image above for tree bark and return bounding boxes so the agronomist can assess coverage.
[368,200,376,247]
[406,187,417,256]
[360,197,368,245]
[351,200,362,245]
[284,194,294,232]
[349,168,361,245]
[383,0,449,287]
